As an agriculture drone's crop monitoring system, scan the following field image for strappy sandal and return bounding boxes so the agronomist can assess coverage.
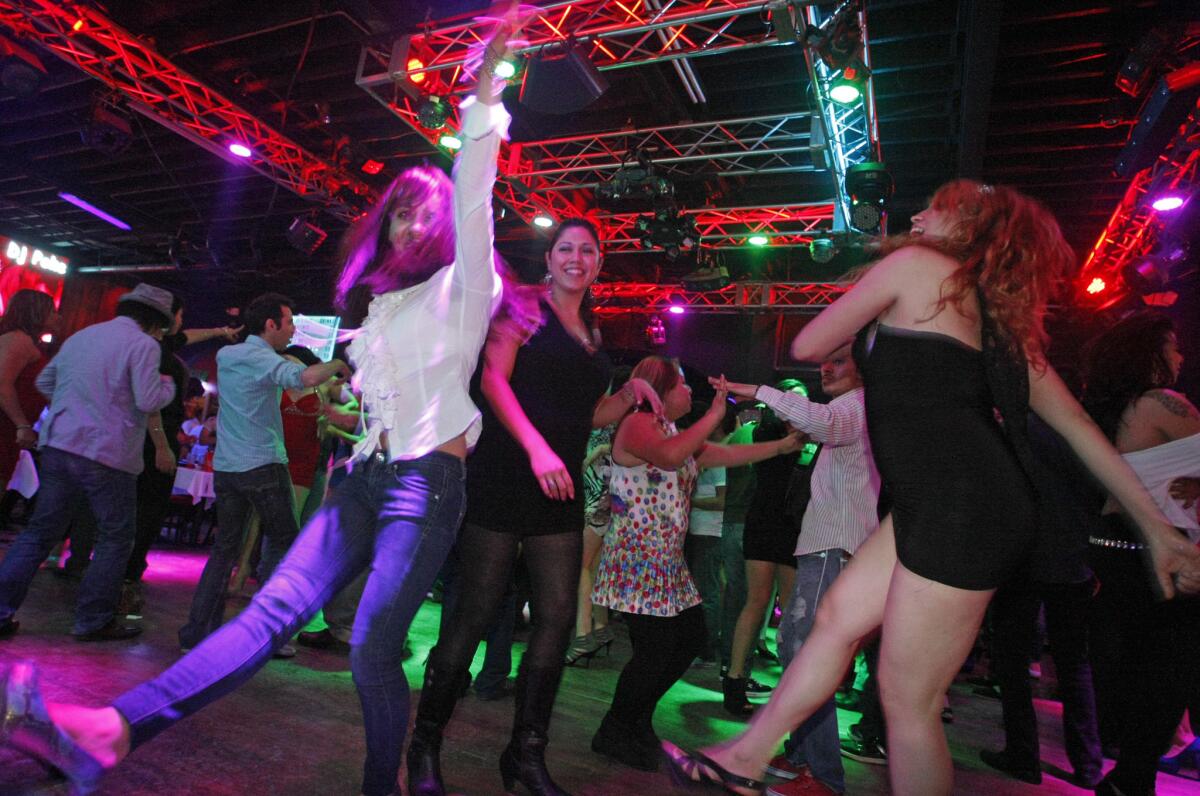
[661,741,765,794]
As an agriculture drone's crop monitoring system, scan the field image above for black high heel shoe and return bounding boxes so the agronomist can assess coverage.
[661,741,765,794]
[499,729,572,795]
[1,661,104,795]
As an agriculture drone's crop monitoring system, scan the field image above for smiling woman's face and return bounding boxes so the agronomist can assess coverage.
[545,225,602,292]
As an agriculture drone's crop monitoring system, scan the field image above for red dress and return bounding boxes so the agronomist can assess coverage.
[281,390,322,488]
[0,338,46,485]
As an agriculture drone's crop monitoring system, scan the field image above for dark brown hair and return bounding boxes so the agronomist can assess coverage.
[0,289,54,339]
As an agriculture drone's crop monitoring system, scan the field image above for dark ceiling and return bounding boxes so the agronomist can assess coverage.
[0,0,1193,314]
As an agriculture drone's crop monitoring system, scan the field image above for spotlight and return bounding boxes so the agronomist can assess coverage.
[417,95,450,130]
[829,81,860,104]
[1115,28,1174,98]
[809,238,837,263]
[1151,194,1185,212]
[494,60,517,80]
[596,149,676,212]
[812,2,863,72]
[748,234,769,247]
[668,304,686,314]
[439,133,463,151]
[636,208,698,261]
[360,159,385,175]
[82,93,133,156]
[0,35,47,99]
[228,142,253,158]
[407,57,427,84]
[844,161,893,234]
[645,316,667,346]
[286,215,328,256]
[681,264,730,292]
[532,213,555,229]
[1085,277,1107,295]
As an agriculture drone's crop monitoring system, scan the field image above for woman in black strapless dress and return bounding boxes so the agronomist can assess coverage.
[663,179,1200,796]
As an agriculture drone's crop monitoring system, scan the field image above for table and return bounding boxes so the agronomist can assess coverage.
[173,466,215,505]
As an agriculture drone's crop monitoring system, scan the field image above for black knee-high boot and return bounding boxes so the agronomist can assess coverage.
[407,660,468,796]
[499,663,572,796]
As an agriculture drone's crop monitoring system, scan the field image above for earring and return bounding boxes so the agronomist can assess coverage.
[542,272,552,285]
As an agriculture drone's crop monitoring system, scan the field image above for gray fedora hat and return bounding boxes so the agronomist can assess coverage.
[118,283,175,323]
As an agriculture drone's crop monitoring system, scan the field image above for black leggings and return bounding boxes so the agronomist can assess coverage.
[609,605,706,734]
[429,523,581,717]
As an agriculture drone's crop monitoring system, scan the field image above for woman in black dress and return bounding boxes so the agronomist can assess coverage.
[408,218,660,796]
[663,179,1200,796]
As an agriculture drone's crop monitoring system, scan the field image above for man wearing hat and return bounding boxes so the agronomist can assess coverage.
[0,283,178,641]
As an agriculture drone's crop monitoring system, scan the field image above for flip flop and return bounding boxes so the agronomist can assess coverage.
[662,740,765,794]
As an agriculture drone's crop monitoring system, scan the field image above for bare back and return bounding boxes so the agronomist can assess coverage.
[875,248,983,352]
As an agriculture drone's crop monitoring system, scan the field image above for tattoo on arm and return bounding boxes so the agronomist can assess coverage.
[1149,390,1200,420]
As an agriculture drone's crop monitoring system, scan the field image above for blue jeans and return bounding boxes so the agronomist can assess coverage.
[0,447,137,635]
[780,549,848,794]
[113,451,466,796]
[719,520,747,668]
[178,464,299,648]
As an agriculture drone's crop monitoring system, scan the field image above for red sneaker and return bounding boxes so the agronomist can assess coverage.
[766,775,839,795]
[765,754,808,781]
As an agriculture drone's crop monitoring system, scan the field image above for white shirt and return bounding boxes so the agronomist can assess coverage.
[688,465,726,537]
[348,98,506,462]
[1122,432,1200,541]
[755,385,880,557]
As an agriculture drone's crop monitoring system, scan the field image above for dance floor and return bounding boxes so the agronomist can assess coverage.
[1,544,1197,795]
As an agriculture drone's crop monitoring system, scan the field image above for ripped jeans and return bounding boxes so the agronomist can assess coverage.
[778,548,849,794]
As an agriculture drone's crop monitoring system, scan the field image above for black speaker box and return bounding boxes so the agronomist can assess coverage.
[519,42,608,115]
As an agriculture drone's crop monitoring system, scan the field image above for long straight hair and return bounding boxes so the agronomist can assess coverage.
[0,289,54,339]
[334,166,455,320]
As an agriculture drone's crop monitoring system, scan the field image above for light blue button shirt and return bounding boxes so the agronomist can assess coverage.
[36,316,176,475]
[212,335,305,473]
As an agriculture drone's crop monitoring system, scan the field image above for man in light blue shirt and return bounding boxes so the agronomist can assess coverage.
[0,284,177,641]
[179,293,344,651]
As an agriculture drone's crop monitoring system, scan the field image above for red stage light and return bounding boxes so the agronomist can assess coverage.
[407,58,426,84]
[71,18,85,33]
[361,159,384,175]
[1086,277,1106,295]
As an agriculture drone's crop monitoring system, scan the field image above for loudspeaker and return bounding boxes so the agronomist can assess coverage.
[1115,63,1200,178]
[519,42,608,115]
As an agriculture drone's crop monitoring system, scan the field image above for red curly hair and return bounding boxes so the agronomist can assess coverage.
[878,179,1075,365]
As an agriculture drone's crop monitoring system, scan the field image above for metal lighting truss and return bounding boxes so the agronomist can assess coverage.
[0,0,373,221]
[510,112,818,193]
[1078,107,1200,307]
[601,202,835,253]
[591,280,849,315]
[800,0,880,229]
[355,0,860,230]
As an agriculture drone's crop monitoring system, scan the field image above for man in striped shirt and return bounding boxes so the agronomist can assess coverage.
[720,340,881,795]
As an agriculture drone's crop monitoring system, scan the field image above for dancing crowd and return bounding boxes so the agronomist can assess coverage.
[1,10,1198,796]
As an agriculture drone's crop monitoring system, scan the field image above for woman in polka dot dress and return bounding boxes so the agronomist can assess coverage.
[590,355,803,771]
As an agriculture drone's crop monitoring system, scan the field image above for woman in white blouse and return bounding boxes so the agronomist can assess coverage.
[0,16,522,796]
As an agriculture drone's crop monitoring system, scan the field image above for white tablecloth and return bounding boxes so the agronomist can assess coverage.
[173,467,215,505]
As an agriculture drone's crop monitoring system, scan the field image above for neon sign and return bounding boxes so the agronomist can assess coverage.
[2,237,69,276]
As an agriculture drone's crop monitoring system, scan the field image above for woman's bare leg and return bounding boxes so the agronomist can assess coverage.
[877,564,992,796]
[695,517,898,791]
[727,560,774,679]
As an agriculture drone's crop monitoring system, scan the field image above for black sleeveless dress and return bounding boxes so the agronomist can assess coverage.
[465,304,613,536]
[862,324,1037,590]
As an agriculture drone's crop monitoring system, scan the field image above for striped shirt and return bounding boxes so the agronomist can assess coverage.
[754,385,880,557]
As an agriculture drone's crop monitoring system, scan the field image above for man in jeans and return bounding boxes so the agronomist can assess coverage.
[750,342,881,796]
[0,284,177,641]
[178,293,344,652]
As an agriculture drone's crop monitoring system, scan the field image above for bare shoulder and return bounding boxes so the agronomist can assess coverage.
[873,244,958,275]
[1140,388,1200,420]
[0,330,37,360]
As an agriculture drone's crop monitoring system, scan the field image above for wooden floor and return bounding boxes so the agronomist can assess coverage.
[1,543,1197,796]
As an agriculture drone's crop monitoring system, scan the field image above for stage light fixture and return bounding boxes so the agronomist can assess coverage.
[1115,28,1174,98]
[636,208,698,262]
[748,234,769,247]
[681,263,730,292]
[228,142,252,158]
[494,60,517,79]
[829,81,860,104]
[82,93,133,156]
[668,304,685,315]
[0,35,47,99]
[646,316,667,346]
[286,215,328,256]
[407,57,426,84]
[532,214,554,229]
[360,159,385,175]
[1151,194,1185,212]
[1086,277,1107,295]
[417,96,450,130]
[439,133,463,151]
[845,161,894,234]
[809,238,837,263]
[596,149,676,212]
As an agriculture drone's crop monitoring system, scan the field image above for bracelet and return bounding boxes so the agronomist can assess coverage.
[150,427,164,433]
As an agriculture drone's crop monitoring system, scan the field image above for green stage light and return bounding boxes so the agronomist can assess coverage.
[748,234,770,246]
